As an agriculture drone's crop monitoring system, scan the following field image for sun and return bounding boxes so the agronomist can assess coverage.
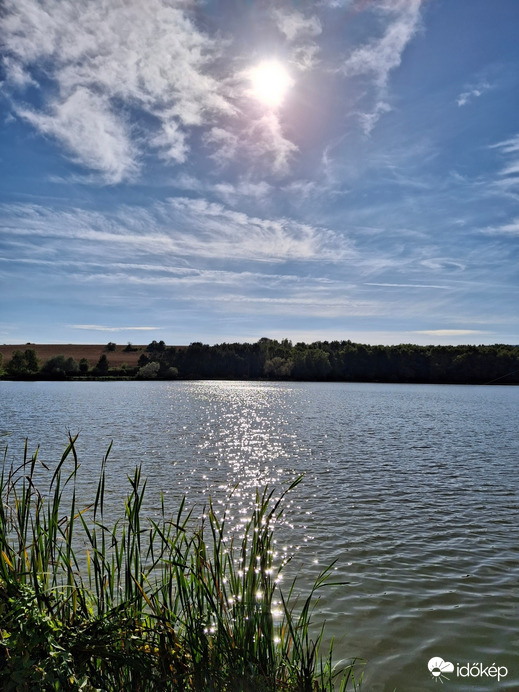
[248,60,293,108]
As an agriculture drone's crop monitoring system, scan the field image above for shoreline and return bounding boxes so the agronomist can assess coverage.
[2,341,518,385]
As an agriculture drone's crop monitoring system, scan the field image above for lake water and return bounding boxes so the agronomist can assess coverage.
[1,380,518,691]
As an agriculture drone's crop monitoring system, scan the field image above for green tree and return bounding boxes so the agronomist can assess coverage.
[138,353,149,367]
[6,351,27,376]
[79,358,90,374]
[106,342,116,352]
[23,349,40,374]
[95,354,109,374]
[136,362,160,379]
[5,349,39,376]
[163,366,178,379]
[264,357,293,378]
[42,355,79,376]
[293,348,332,379]
[147,340,165,353]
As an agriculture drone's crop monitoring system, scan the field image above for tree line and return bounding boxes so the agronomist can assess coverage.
[2,339,519,384]
[1,350,111,378]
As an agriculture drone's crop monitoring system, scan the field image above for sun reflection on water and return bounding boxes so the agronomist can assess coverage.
[167,381,311,541]
[4,380,518,690]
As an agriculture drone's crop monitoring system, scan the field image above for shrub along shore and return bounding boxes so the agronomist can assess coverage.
[0,436,362,690]
[1,338,519,383]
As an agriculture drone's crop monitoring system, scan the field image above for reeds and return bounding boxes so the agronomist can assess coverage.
[0,436,362,690]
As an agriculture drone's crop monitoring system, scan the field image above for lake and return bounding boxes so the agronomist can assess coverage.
[1,380,518,691]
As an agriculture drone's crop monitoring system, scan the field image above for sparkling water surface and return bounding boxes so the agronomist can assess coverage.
[1,380,518,691]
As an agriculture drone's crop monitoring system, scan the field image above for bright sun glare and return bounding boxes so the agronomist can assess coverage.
[248,60,293,108]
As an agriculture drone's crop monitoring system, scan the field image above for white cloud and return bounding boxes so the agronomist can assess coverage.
[151,120,188,165]
[416,330,485,336]
[420,258,466,272]
[2,1,312,179]
[483,219,519,236]
[204,127,239,165]
[456,81,491,107]
[210,180,272,206]
[272,8,321,71]
[1,198,353,264]
[341,0,422,87]
[321,0,354,7]
[340,0,423,132]
[201,293,378,319]
[489,134,519,197]
[1,56,36,88]
[1,0,232,181]
[165,197,352,261]
[248,112,298,174]
[173,172,273,205]
[501,162,519,177]
[282,180,318,198]
[71,325,160,331]
[2,255,320,292]
[273,8,322,43]
[491,135,519,155]
[220,60,299,174]
[366,283,451,290]
[207,112,297,176]
[359,101,392,136]
[17,88,137,184]
[292,44,321,72]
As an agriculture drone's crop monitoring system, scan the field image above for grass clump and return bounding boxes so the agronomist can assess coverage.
[0,436,362,691]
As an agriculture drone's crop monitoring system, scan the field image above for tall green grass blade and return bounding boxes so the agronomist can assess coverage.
[0,437,362,690]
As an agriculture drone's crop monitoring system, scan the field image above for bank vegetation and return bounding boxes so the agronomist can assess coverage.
[0,436,361,690]
[1,338,518,384]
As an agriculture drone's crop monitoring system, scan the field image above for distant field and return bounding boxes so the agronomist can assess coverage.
[0,344,147,369]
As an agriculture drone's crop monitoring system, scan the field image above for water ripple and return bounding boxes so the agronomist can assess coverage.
[1,380,518,690]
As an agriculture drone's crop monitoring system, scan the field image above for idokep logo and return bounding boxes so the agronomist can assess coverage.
[428,657,454,683]
[427,656,509,684]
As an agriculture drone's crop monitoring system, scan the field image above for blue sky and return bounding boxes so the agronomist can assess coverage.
[1,0,518,346]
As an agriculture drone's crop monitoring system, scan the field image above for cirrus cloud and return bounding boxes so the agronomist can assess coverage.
[1,0,233,182]
[71,325,160,332]
[340,0,423,133]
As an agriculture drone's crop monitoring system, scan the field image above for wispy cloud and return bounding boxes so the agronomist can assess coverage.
[1,55,36,88]
[416,329,486,336]
[198,290,381,319]
[488,134,519,198]
[358,101,392,137]
[1,0,310,181]
[483,219,519,236]
[366,282,451,290]
[420,258,466,272]
[1,0,232,182]
[491,135,519,156]
[1,198,353,264]
[340,0,423,133]
[456,80,492,107]
[164,197,352,261]
[71,325,160,332]
[273,8,322,43]
[204,128,239,167]
[17,88,138,184]
[491,134,519,175]
[247,113,298,175]
[172,172,273,206]
[341,0,422,87]
[272,7,322,71]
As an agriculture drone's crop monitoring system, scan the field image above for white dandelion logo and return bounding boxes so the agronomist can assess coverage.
[428,657,454,683]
